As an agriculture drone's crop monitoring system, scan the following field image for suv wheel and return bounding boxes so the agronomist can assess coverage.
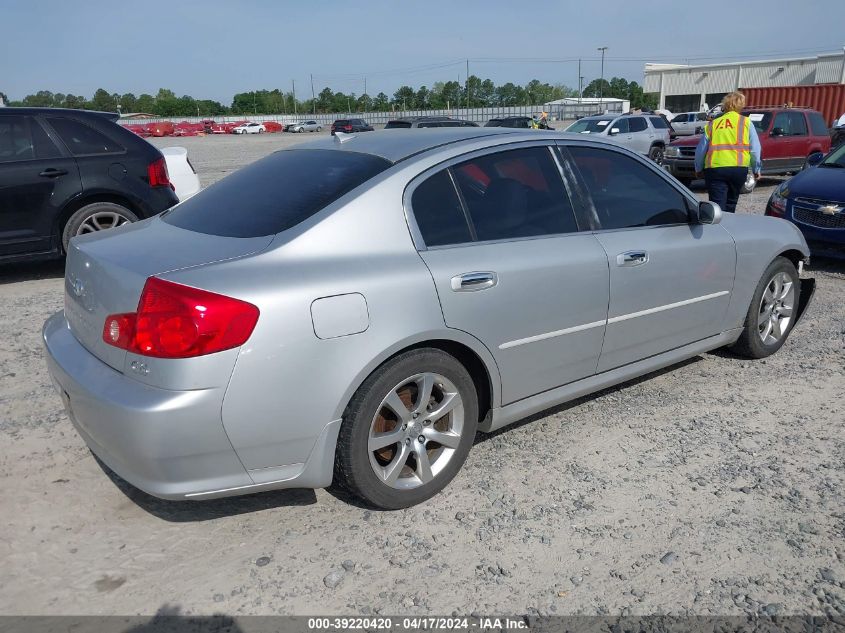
[648,145,665,164]
[334,348,478,509]
[62,202,139,252]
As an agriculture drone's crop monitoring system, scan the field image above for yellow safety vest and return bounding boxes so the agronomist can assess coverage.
[704,111,751,168]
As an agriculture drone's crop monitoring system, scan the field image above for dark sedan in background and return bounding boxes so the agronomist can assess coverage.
[766,144,845,259]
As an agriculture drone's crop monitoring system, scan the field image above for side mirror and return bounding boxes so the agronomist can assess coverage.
[609,127,620,135]
[697,201,722,225]
[805,151,825,168]
[771,127,786,137]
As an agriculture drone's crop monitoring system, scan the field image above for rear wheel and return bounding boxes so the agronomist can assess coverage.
[730,257,800,359]
[62,202,139,252]
[334,348,478,509]
[648,144,665,164]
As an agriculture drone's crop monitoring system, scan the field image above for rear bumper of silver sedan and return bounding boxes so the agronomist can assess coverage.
[42,311,340,500]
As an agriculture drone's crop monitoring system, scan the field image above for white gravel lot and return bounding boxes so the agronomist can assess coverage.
[1,132,843,618]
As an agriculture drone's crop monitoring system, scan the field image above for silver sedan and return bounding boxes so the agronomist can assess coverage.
[43,128,815,509]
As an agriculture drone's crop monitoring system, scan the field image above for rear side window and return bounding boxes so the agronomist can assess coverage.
[629,117,648,132]
[788,112,808,136]
[411,171,472,247]
[451,147,579,241]
[649,116,668,129]
[47,117,124,155]
[164,149,391,237]
[808,112,828,136]
[0,116,61,162]
[568,146,689,229]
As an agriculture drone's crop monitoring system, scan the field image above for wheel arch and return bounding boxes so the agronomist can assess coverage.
[56,192,143,248]
[333,332,502,427]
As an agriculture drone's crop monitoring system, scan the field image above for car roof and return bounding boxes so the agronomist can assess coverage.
[290,127,622,163]
[579,113,620,120]
[389,116,456,123]
[0,107,119,121]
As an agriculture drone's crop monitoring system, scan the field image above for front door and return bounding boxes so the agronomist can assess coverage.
[408,144,610,405]
[561,143,736,372]
[0,114,80,257]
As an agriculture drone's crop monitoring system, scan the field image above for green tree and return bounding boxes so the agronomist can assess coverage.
[135,94,155,113]
[392,85,415,110]
[372,92,389,111]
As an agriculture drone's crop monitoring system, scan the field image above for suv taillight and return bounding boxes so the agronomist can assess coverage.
[103,277,260,359]
[344,125,353,132]
[147,157,174,190]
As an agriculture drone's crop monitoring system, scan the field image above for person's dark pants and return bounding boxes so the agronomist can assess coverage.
[704,167,748,213]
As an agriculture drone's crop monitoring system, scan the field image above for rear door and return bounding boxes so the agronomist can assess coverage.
[628,116,653,154]
[409,142,609,404]
[0,114,80,257]
[766,111,794,171]
[786,112,810,168]
[561,143,736,372]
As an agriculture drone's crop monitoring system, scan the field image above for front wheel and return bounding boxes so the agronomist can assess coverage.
[333,348,478,509]
[62,202,139,252]
[317,127,322,132]
[730,257,800,359]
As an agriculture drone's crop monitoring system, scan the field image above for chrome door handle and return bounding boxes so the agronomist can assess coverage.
[616,251,649,267]
[451,271,498,292]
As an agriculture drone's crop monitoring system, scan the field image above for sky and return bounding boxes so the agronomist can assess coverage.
[2,0,844,103]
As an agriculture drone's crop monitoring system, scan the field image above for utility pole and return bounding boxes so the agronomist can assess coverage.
[465,59,470,109]
[578,58,582,103]
[310,74,316,114]
[597,46,608,103]
[292,80,297,116]
[364,77,367,97]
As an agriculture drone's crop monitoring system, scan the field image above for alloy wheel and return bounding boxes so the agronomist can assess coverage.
[367,372,464,490]
[757,271,795,345]
[75,211,132,236]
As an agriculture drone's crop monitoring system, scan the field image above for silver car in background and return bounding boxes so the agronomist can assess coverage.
[43,128,814,509]
[565,114,671,163]
[671,111,709,136]
[288,120,322,133]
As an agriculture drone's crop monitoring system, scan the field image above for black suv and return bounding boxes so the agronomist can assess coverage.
[384,116,478,129]
[330,119,374,135]
[0,108,178,263]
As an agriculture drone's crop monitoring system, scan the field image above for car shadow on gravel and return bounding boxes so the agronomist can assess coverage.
[0,259,64,285]
[93,454,317,522]
[475,357,702,443]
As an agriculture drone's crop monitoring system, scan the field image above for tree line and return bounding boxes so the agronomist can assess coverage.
[4,76,656,117]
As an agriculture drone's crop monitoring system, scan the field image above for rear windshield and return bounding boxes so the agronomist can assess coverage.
[384,121,412,129]
[334,120,350,126]
[485,120,503,127]
[566,118,615,134]
[163,149,391,238]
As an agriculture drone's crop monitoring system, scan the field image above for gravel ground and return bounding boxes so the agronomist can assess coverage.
[1,132,843,617]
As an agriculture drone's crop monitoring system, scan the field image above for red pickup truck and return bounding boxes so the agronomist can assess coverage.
[663,107,831,186]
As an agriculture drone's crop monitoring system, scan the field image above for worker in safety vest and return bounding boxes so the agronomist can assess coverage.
[694,91,761,213]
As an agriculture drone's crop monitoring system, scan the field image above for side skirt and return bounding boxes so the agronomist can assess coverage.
[480,328,743,433]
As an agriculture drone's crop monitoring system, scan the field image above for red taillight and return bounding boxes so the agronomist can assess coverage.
[344,125,353,132]
[102,277,260,358]
[147,157,174,190]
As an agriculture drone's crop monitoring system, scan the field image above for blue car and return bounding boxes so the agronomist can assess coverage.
[766,143,845,259]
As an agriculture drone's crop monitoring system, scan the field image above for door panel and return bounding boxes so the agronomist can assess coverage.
[421,236,609,403]
[593,225,735,371]
[0,115,80,256]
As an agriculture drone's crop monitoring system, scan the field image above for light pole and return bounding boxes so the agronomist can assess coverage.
[597,46,608,103]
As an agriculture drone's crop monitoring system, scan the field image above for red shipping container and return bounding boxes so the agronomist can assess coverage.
[741,84,845,127]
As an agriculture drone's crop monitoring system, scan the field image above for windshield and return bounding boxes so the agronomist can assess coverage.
[743,111,773,134]
[820,144,845,168]
[566,118,614,134]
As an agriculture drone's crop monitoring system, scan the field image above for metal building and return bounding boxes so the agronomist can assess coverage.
[644,49,845,114]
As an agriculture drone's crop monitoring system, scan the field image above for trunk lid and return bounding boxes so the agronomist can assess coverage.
[63,217,273,371]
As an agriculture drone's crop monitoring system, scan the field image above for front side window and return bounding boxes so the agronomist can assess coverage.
[451,146,579,241]
[628,117,648,133]
[772,112,791,136]
[611,118,629,134]
[567,146,690,230]
[47,117,123,155]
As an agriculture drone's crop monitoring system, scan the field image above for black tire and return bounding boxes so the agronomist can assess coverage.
[333,348,478,509]
[258,128,263,134]
[61,202,139,252]
[648,144,665,164]
[730,257,800,359]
